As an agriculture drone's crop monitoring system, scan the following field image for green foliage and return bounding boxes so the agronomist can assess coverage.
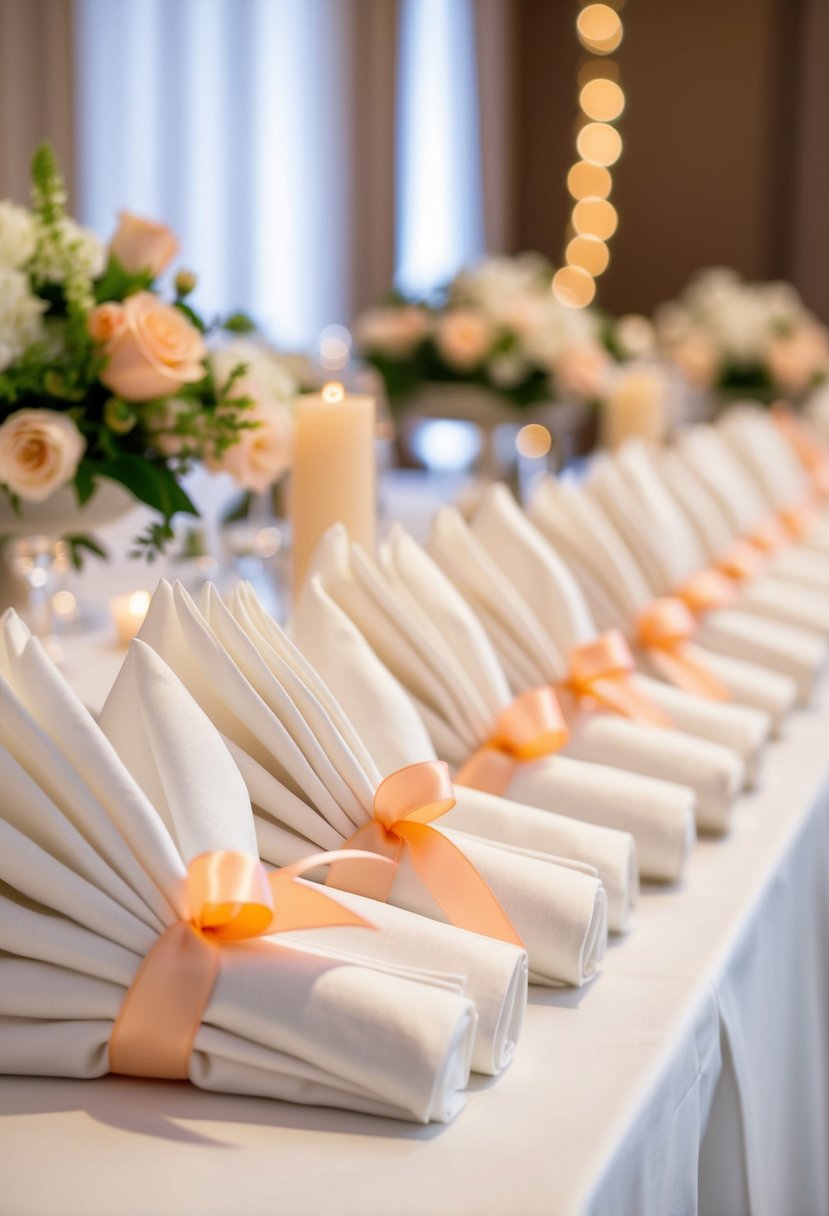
[63,532,108,571]
[94,256,153,303]
[223,311,257,334]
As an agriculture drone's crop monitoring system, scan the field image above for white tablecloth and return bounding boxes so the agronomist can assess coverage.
[3,513,829,1215]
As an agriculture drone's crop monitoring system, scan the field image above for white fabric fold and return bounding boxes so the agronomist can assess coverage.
[529,469,822,706]
[305,525,696,883]
[134,580,605,989]
[294,574,638,932]
[439,487,768,797]
[0,613,479,1123]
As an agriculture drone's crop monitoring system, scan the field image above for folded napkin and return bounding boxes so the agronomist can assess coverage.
[0,612,478,1123]
[292,575,638,932]
[463,483,770,790]
[530,469,825,706]
[602,439,829,640]
[306,524,696,882]
[136,580,606,989]
[718,407,829,567]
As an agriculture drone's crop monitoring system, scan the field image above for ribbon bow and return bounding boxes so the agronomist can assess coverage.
[675,568,736,617]
[109,848,392,1081]
[566,630,670,725]
[455,687,569,799]
[327,760,523,947]
[637,597,729,701]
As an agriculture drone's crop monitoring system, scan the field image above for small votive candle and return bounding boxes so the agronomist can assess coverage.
[112,590,151,647]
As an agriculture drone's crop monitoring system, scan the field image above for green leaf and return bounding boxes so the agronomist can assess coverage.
[96,455,198,522]
[63,533,108,571]
[173,300,207,333]
[73,461,96,505]
[94,255,154,303]
[222,311,257,334]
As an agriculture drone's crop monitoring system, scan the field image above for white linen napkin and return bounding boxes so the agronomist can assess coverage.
[717,407,829,572]
[610,435,829,636]
[135,580,607,989]
[306,524,696,882]
[0,612,478,1123]
[529,469,825,705]
[292,575,638,932]
[428,499,754,817]
[464,483,770,789]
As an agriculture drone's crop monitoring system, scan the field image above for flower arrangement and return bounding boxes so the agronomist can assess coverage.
[356,253,613,412]
[0,144,295,562]
[653,267,829,403]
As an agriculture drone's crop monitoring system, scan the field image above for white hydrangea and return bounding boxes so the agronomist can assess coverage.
[0,268,47,372]
[0,200,37,270]
[210,337,298,406]
[30,217,106,284]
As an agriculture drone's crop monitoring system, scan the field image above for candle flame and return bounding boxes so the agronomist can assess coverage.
[128,590,151,618]
[322,381,345,404]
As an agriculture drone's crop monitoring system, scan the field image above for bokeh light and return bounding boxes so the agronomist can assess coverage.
[552,265,597,309]
[573,197,619,239]
[579,78,625,122]
[565,234,610,276]
[567,160,613,200]
[319,324,352,370]
[576,122,623,166]
[516,424,553,459]
[576,4,623,54]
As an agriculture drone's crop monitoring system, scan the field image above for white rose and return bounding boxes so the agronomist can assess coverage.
[0,269,47,371]
[615,314,656,359]
[434,309,494,370]
[0,200,37,269]
[211,339,297,405]
[30,217,105,283]
[0,408,86,502]
[488,353,531,389]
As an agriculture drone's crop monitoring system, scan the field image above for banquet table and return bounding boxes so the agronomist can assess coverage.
[3,500,829,1216]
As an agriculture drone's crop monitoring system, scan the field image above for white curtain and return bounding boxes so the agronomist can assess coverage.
[394,0,485,297]
[74,0,355,348]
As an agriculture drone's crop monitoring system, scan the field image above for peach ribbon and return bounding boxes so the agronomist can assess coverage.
[109,848,391,1081]
[637,597,729,701]
[327,760,523,947]
[717,541,765,583]
[748,516,789,553]
[675,568,736,616]
[773,405,829,495]
[565,630,670,725]
[454,687,569,800]
[779,501,818,540]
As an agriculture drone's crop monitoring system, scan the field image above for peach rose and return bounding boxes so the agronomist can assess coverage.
[0,408,86,502]
[207,398,293,492]
[555,341,611,401]
[435,310,494,370]
[87,301,126,344]
[99,291,207,401]
[109,211,179,277]
[768,325,829,395]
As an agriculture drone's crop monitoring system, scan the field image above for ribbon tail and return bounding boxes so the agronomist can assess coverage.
[268,878,376,933]
[645,646,729,701]
[455,746,517,796]
[586,676,672,726]
[397,821,524,948]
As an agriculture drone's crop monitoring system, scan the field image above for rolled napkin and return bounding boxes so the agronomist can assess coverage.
[530,470,825,706]
[290,575,638,932]
[463,483,771,789]
[135,580,607,988]
[306,524,696,882]
[0,613,479,1122]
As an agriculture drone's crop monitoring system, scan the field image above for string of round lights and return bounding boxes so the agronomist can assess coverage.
[553,2,625,310]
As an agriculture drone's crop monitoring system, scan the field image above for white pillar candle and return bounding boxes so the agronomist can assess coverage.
[602,364,668,449]
[291,382,376,598]
[111,590,151,647]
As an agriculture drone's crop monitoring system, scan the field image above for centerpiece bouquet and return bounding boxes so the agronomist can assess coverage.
[653,267,829,406]
[0,144,295,565]
[355,253,613,414]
